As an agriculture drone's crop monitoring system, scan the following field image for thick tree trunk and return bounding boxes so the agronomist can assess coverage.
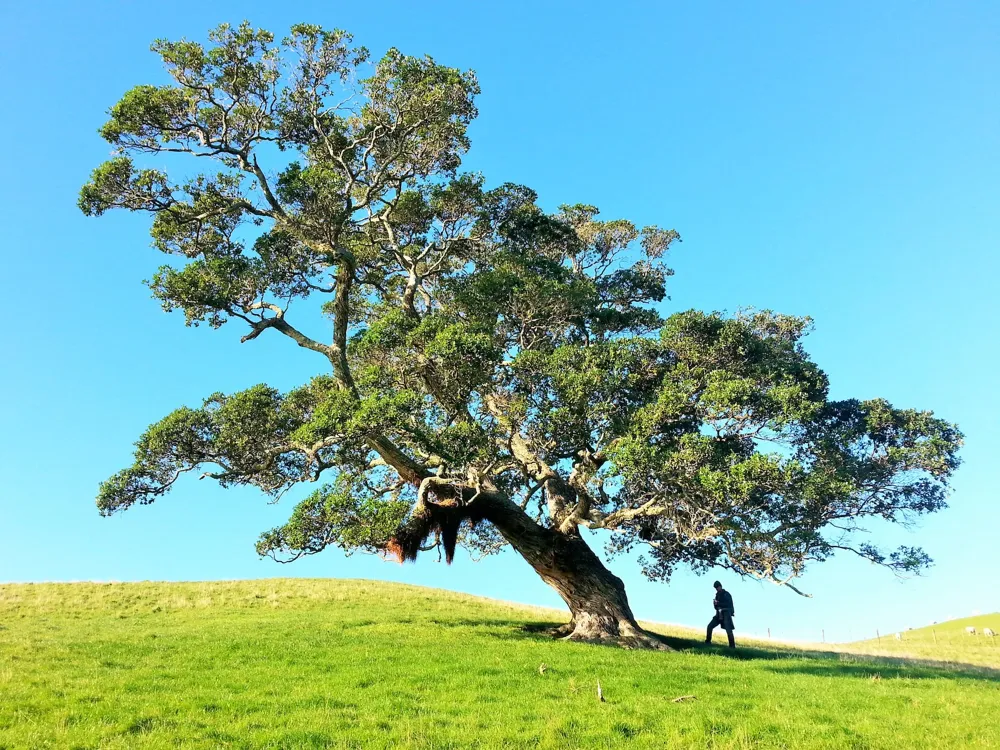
[481,492,670,650]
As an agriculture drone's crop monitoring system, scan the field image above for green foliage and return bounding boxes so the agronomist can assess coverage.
[508,339,667,456]
[361,48,479,177]
[78,157,173,216]
[98,85,198,148]
[98,381,343,514]
[148,174,248,257]
[148,257,259,327]
[82,21,960,594]
[410,314,502,395]
[256,478,412,560]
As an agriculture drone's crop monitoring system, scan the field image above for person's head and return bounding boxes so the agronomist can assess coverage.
[713,581,722,590]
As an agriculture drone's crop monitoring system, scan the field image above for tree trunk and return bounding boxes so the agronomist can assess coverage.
[481,492,670,650]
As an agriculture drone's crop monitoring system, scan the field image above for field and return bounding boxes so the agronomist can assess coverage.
[831,613,1000,668]
[1,579,998,749]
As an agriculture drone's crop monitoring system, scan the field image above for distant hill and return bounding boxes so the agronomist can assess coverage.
[838,612,1000,667]
[0,579,998,749]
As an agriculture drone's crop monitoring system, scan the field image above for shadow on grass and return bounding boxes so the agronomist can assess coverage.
[505,620,1000,683]
[429,617,560,629]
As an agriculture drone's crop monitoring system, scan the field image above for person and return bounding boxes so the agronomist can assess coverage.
[706,580,736,648]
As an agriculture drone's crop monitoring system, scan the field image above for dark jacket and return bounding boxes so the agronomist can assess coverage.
[714,589,734,614]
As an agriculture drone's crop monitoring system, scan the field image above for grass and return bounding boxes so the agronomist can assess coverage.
[833,613,1000,668]
[1,579,998,749]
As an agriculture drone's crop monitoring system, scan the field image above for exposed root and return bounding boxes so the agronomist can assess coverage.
[558,619,673,651]
[548,622,577,638]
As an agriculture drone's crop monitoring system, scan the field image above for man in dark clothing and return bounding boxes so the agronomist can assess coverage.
[706,581,736,648]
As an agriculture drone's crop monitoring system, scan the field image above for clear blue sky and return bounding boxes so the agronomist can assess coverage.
[1,1,997,643]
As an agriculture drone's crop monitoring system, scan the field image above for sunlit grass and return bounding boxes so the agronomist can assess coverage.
[1,579,998,749]
[828,613,1000,668]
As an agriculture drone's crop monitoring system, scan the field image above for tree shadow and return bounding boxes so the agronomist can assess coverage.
[500,621,1000,683]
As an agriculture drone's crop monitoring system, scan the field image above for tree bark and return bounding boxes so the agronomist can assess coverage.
[480,491,670,650]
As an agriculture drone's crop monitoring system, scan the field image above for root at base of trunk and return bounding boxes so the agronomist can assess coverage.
[549,619,672,651]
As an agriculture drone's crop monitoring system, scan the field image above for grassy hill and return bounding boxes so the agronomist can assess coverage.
[834,612,1000,667]
[1,579,998,749]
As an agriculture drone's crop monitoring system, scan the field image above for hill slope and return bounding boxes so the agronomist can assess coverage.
[1,579,998,749]
[838,612,1000,666]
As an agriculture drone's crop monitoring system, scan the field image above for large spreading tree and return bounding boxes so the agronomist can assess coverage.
[81,22,962,648]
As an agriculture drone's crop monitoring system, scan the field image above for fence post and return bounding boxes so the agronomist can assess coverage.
[767,628,771,639]
[876,629,881,645]
[932,629,937,645]
[822,629,825,643]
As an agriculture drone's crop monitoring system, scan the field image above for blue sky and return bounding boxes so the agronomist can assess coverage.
[1,1,997,643]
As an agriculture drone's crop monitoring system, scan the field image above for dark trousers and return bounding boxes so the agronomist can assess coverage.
[706,609,735,647]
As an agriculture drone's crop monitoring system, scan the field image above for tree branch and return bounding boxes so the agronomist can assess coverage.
[239,305,335,361]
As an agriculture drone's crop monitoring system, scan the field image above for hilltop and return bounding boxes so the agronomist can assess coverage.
[836,612,1000,667]
[1,578,998,749]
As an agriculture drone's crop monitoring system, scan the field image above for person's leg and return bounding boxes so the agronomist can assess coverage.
[706,615,721,643]
[723,612,736,647]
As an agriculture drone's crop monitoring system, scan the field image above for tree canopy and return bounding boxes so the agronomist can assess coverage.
[81,22,962,643]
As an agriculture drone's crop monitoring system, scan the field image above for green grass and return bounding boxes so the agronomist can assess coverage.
[1,579,998,749]
[834,613,1000,668]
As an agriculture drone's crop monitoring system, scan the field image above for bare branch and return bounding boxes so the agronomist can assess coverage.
[239,305,335,361]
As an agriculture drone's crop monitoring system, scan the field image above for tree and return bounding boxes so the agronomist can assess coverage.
[81,22,962,649]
